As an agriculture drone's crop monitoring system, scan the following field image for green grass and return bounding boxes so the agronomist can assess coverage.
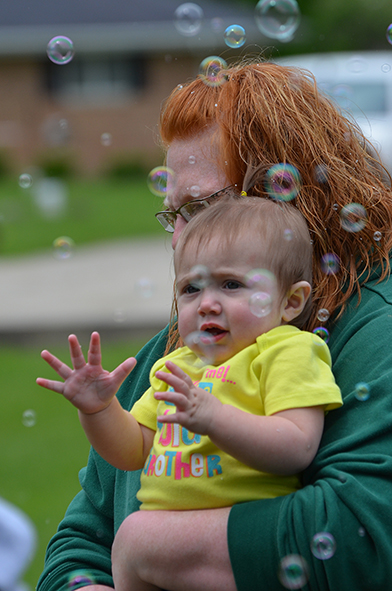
[0,337,147,588]
[0,176,163,257]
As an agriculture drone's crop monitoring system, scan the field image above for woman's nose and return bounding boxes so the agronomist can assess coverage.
[171,216,188,249]
[197,290,221,316]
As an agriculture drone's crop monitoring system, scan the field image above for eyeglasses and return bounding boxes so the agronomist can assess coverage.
[155,185,235,233]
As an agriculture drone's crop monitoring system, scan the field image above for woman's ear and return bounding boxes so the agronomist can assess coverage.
[281,281,312,323]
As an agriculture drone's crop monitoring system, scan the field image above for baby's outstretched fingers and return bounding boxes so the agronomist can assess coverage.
[40,349,73,380]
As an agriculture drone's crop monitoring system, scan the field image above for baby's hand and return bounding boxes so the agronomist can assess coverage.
[36,332,136,415]
[154,360,222,435]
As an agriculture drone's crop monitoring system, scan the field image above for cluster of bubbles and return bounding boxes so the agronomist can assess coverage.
[46,36,74,65]
[68,571,96,591]
[354,382,371,401]
[199,56,228,87]
[52,236,75,260]
[245,269,277,318]
[147,166,175,198]
[22,409,36,427]
[310,532,336,560]
[264,163,301,202]
[278,554,309,589]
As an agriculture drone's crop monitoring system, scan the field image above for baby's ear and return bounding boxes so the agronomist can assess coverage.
[282,281,312,323]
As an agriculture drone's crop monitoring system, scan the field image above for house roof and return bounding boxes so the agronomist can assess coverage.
[0,0,300,56]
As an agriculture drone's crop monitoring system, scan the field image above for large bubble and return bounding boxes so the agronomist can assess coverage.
[53,236,75,260]
[264,163,301,202]
[223,24,246,48]
[278,554,309,589]
[174,3,204,37]
[199,56,228,87]
[255,0,300,42]
[340,203,367,232]
[47,36,75,65]
[310,532,336,560]
[184,330,217,364]
[147,166,175,198]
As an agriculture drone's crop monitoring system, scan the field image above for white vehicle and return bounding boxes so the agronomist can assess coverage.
[276,51,392,171]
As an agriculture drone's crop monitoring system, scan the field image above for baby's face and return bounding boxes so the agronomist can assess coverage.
[175,235,286,365]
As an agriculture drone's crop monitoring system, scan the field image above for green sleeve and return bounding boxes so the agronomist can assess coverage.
[228,280,392,590]
[37,326,168,591]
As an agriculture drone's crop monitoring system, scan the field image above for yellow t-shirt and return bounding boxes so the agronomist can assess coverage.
[131,325,343,510]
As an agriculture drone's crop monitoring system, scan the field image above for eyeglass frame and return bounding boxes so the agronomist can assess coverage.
[155,185,236,233]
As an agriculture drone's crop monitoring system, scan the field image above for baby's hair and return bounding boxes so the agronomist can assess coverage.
[173,193,313,335]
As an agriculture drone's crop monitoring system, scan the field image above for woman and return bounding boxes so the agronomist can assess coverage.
[37,59,392,591]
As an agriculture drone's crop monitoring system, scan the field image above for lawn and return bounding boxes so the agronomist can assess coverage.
[0,175,163,257]
[0,337,148,588]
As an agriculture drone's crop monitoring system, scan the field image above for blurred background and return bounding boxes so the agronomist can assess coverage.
[1,0,391,586]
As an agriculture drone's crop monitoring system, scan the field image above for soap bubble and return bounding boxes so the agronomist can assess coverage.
[249,292,273,317]
[147,166,175,198]
[355,382,370,401]
[245,268,277,292]
[314,164,329,184]
[53,236,75,260]
[373,231,382,242]
[47,36,74,65]
[190,265,211,289]
[22,409,36,427]
[255,0,300,42]
[190,185,201,198]
[320,253,340,275]
[199,56,228,87]
[340,203,367,232]
[184,330,217,364]
[382,63,391,73]
[264,163,301,202]
[310,532,336,560]
[386,24,392,45]
[68,571,96,591]
[174,3,204,37]
[312,326,329,344]
[317,308,330,322]
[135,277,155,299]
[188,155,196,164]
[223,24,246,48]
[283,228,293,241]
[100,132,112,146]
[358,526,366,537]
[18,173,33,189]
[278,554,309,589]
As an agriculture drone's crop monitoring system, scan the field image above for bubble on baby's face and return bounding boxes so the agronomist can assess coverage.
[100,132,112,147]
[223,24,246,48]
[312,326,329,344]
[174,3,204,37]
[264,163,301,202]
[245,268,277,292]
[22,409,36,427]
[386,24,392,45]
[355,382,370,401]
[278,554,309,589]
[317,308,330,323]
[199,56,228,87]
[340,203,367,232]
[184,330,216,364]
[147,166,175,198]
[47,36,74,65]
[67,571,96,591]
[135,277,155,299]
[255,0,300,42]
[310,532,336,560]
[249,292,273,318]
[19,173,33,189]
[53,236,75,260]
[189,264,211,289]
[320,253,340,275]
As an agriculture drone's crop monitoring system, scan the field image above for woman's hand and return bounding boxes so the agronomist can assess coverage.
[36,331,136,415]
[154,359,222,435]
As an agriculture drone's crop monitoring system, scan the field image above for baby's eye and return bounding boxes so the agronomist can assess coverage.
[183,284,200,295]
[223,280,242,290]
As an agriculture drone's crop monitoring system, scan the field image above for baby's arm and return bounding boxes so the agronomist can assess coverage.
[36,331,154,471]
[155,360,324,475]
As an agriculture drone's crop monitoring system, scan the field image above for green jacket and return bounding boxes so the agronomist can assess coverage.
[37,265,392,591]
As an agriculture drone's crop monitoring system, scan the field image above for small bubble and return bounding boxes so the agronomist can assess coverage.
[188,155,196,164]
[223,24,246,48]
[147,166,175,198]
[190,185,201,198]
[340,203,367,232]
[278,554,309,589]
[113,309,126,323]
[312,326,329,344]
[174,3,204,37]
[373,231,382,242]
[22,409,36,427]
[386,24,392,45]
[381,63,391,73]
[18,173,33,189]
[321,253,340,275]
[317,308,330,322]
[283,228,293,241]
[332,203,338,211]
[199,56,228,87]
[210,17,224,32]
[314,164,329,184]
[190,264,211,289]
[249,292,273,318]
[264,163,301,202]
[310,532,336,560]
[355,382,370,401]
[53,236,75,260]
[100,132,112,146]
[358,526,366,537]
[47,36,74,65]
[68,571,96,591]
[255,0,300,42]
[338,473,347,483]
[135,277,155,299]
